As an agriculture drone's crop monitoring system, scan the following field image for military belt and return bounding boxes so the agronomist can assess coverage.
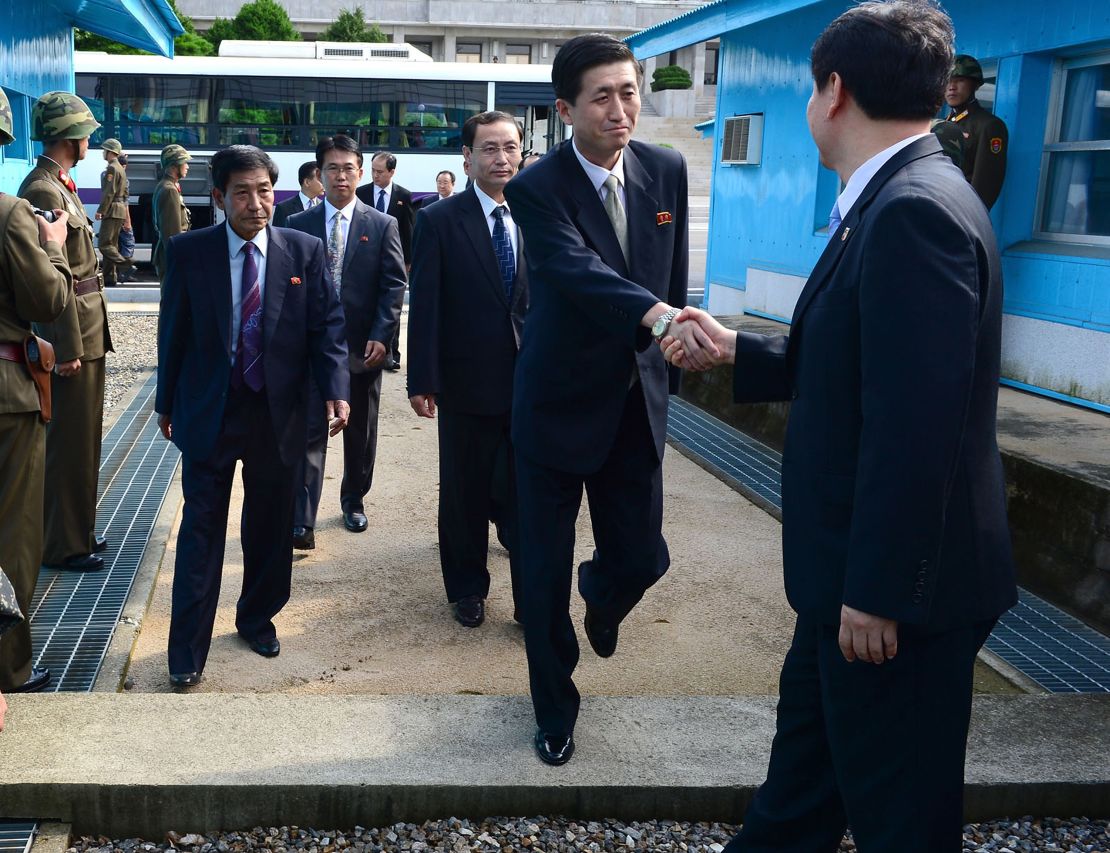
[0,342,25,363]
[74,273,103,297]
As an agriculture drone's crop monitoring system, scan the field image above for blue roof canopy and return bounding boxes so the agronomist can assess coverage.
[56,0,184,57]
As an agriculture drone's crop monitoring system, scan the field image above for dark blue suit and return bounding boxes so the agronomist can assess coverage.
[725,136,1017,852]
[156,223,348,675]
[407,187,528,605]
[504,139,688,736]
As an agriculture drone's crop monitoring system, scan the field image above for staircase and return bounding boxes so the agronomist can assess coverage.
[633,115,714,196]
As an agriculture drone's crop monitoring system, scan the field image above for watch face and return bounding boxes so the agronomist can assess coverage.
[652,316,669,338]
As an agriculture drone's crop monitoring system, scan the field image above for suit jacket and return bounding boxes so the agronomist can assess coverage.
[287,199,406,374]
[155,223,349,467]
[273,194,311,228]
[732,135,1017,631]
[407,186,528,415]
[356,182,415,264]
[504,139,688,474]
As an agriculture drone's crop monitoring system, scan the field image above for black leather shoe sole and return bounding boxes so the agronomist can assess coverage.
[169,671,202,688]
[292,527,315,550]
[243,636,281,657]
[584,608,618,658]
[453,595,485,628]
[45,553,105,572]
[343,511,368,532]
[534,729,575,766]
[9,665,50,693]
[92,535,108,553]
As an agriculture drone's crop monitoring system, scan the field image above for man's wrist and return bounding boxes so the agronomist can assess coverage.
[641,302,672,329]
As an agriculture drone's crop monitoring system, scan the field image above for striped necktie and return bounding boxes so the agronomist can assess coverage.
[233,242,264,392]
[491,206,515,302]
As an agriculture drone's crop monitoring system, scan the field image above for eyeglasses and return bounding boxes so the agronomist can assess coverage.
[323,165,360,176]
[473,144,521,158]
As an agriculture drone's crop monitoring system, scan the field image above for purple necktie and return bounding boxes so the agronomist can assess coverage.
[232,242,264,392]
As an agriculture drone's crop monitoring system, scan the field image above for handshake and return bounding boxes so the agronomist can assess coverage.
[657,307,737,371]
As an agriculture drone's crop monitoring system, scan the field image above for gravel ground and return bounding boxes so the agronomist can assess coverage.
[69,816,1110,852]
[104,312,158,414]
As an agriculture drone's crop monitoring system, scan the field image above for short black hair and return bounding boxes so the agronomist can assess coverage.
[811,0,954,121]
[552,33,642,104]
[316,134,362,169]
[461,111,524,149]
[297,160,319,185]
[210,145,278,193]
[372,151,397,171]
[436,170,456,183]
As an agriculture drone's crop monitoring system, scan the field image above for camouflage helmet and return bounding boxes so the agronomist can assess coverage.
[100,137,123,154]
[930,119,964,169]
[951,54,984,84]
[31,91,101,142]
[161,143,192,169]
[0,88,13,147]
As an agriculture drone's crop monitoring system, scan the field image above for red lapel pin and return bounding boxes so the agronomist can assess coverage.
[290,276,302,285]
[656,211,673,226]
[359,235,369,242]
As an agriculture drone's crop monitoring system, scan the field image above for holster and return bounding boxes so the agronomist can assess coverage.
[23,334,55,423]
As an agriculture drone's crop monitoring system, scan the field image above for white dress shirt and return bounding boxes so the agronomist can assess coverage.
[226,222,269,360]
[472,183,519,258]
[298,191,316,211]
[573,138,627,209]
[323,196,359,253]
[831,132,932,226]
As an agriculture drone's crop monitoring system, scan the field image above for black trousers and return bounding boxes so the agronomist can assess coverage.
[437,407,521,605]
[515,384,669,736]
[168,389,294,674]
[726,615,995,853]
[294,368,382,526]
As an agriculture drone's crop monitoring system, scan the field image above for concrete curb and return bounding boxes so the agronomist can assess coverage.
[1,694,1107,837]
[30,824,71,853]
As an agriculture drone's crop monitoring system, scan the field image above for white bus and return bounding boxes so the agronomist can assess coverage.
[73,44,564,243]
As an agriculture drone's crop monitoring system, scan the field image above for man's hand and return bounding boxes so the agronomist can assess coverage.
[158,414,172,441]
[410,394,436,419]
[39,210,68,246]
[643,302,722,369]
[660,307,737,371]
[55,358,81,377]
[95,211,103,221]
[326,400,350,436]
[363,340,387,370]
[838,605,898,664]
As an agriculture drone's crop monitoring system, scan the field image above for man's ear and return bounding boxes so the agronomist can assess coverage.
[555,98,575,126]
[212,187,226,211]
[826,72,848,120]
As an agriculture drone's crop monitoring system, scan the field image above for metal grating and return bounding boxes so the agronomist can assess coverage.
[28,372,181,692]
[0,822,36,853]
[666,396,1110,694]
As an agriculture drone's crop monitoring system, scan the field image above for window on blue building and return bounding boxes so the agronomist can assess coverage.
[1037,54,1110,245]
[1,87,31,162]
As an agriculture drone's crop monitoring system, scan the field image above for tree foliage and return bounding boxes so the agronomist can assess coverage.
[224,0,301,43]
[320,8,388,43]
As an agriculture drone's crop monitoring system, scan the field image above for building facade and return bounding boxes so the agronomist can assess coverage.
[629,0,1110,413]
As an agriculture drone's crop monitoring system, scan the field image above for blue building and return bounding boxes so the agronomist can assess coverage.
[629,0,1110,413]
[1,0,183,191]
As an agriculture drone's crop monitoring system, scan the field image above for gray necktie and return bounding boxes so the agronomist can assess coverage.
[603,174,629,265]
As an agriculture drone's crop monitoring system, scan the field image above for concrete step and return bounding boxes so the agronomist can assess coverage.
[1,693,1107,837]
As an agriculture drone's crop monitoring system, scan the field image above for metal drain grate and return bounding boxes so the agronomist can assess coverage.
[0,822,36,853]
[666,395,1110,694]
[28,371,181,692]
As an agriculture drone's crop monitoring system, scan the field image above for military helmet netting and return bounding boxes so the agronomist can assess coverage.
[101,137,123,154]
[951,55,984,84]
[0,89,13,147]
[161,144,192,168]
[31,91,101,142]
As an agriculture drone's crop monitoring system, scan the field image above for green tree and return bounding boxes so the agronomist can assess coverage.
[232,0,301,42]
[74,0,212,56]
[205,17,238,52]
[320,8,388,43]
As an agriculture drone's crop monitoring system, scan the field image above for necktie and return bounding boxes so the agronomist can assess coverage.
[602,174,629,265]
[376,189,387,212]
[233,242,264,392]
[491,206,515,302]
[328,211,344,293]
[828,201,843,236]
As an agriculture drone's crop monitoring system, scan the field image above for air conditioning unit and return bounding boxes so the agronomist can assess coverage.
[721,114,764,165]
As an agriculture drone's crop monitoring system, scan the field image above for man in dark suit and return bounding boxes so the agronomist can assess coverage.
[272,161,323,227]
[357,152,414,370]
[661,4,1017,849]
[407,112,528,629]
[418,170,456,210]
[156,145,350,688]
[287,135,406,545]
[503,34,706,766]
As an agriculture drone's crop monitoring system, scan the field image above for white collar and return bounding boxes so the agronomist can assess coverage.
[834,132,932,221]
[373,182,392,198]
[298,190,315,209]
[324,195,358,224]
[472,183,509,219]
[572,138,626,195]
[226,221,268,259]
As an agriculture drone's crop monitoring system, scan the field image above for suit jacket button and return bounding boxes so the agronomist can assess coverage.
[919,560,928,569]
[914,582,925,592]
[791,390,799,400]
[912,593,924,603]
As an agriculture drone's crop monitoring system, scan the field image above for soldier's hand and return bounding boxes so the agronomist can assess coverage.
[95,212,103,221]
[55,358,81,377]
[39,210,69,246]
[158,414,172,441]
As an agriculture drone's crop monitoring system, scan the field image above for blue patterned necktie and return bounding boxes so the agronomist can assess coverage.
[376,188,387,212]
[491,206,515,302]
[233,242,264,392]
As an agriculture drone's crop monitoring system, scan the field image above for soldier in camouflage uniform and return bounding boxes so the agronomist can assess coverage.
[152,144,192,281]
[0,89,74,694]
[945,54,1008,210]
[18,91,114,573]
[95,138,134,286]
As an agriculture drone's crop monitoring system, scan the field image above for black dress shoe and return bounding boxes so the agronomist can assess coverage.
[343,510,368,532]
[292,526,315,550]
[169,671,202,688]
[453,594,485,628]
[92,535,108,553]
[46,553,104,572]
[9,665,50,693]
[534,729,575,766]
[584,607,618,658]
[242,635,280,657]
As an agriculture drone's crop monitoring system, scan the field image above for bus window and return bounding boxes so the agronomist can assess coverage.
[111,75,212,147]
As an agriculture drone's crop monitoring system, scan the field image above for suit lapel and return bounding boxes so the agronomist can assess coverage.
[343,201,367,276]
[459,189,510,308]
[262,225,289,355]
[620,145,659,288]
[563,143,630,278]
[206,225,233,357]
[306,201,327,243]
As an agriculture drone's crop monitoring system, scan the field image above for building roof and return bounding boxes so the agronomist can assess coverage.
[56,0,185,57]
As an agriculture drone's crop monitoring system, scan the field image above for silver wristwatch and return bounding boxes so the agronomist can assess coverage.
[651,307,680,342]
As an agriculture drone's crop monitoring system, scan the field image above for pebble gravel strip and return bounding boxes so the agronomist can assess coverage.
[104,313,158,414]
[69,816,1110,853]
